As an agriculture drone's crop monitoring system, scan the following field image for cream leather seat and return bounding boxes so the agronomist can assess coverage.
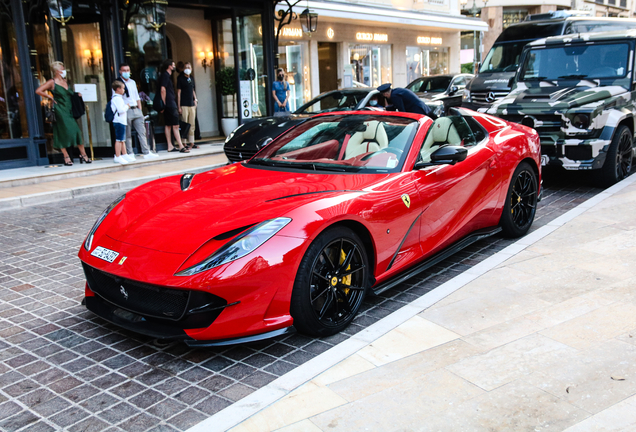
[344,121,389,159]
[419,117,462,163]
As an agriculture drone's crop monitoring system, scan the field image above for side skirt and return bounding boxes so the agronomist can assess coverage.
[184,326,296,347]
[372,226,502,296]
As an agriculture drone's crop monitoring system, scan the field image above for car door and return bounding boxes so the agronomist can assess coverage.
[413,115,501,257]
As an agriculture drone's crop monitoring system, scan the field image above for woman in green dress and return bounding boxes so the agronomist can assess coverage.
[36,61,91,166]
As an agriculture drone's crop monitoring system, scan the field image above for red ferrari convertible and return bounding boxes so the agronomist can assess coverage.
[78,109,541,346]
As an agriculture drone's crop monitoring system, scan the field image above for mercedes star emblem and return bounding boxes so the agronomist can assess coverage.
[485,92,497,103]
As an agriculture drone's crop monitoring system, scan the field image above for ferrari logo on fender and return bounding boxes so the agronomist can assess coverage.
[118,256,127,265]
[401,194,411,209]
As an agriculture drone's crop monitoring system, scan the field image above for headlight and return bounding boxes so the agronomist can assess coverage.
[570,113,590,129]
[224,124,244,143]
[463,90,471,102]
[176,217,291,276]
[84,194,125,251]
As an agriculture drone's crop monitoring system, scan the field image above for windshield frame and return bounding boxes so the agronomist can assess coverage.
[247,114,420,174]
[294,90,372,114]
[479,41,529,74]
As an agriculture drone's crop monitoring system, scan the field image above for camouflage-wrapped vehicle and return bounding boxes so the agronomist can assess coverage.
[484,30,636,186]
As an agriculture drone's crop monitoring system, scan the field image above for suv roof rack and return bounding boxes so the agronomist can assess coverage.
[524,10,593,22]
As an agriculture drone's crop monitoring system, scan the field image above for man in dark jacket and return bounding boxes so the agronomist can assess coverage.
[377,83,436,119]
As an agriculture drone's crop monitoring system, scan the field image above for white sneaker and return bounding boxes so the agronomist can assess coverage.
[114,156,129,165]
[123,154,136,162]
[143,152,159,159]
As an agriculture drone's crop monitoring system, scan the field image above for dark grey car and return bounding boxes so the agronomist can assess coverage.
[406,73,474,115]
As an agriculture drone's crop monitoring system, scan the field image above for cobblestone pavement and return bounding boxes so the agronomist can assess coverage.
[0,168,603,432]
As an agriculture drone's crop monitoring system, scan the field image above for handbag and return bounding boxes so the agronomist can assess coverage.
[153,89,165,113]
[44,103,56,123]
[71,92,85,119]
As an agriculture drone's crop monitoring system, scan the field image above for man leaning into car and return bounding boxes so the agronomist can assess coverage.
[378,83,436,119]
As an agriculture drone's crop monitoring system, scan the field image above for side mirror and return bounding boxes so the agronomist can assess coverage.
[414,146,468,169]
[431,145,467,163]
[449,86,459,95]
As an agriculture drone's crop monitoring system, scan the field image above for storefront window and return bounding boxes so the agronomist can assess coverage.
[236,13,266,118]
[406,46,449,78]
[348,44,391,88]
[278,42,311,111]
[217,17,236,119]
[0,6,28,140]
[60,23,111,148]
[125,14,167,115]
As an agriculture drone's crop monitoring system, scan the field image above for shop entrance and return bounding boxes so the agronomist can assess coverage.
[349,44,391,88]
[318,42,338,92]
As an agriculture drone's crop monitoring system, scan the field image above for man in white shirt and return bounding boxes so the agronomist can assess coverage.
[116,64,158,160]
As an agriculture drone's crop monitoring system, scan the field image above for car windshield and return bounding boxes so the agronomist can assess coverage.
[407,77,452,93]
[249,115,418,173]
[479,42,526,73]
[520,42,630,82]
[296,91,369,114]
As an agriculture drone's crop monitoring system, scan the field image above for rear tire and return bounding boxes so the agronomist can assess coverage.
[290,227,370,337]
[500,161,538,238]
[599,125,633,187]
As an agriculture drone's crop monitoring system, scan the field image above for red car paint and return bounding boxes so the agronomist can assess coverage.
[78,110,541,342]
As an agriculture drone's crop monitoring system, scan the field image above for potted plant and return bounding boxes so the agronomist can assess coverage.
[215,66,238,136]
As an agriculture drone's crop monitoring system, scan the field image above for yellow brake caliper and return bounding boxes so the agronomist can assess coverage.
[340,249,351,295]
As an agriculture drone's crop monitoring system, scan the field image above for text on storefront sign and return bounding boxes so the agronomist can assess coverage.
[356,32,388,42]
[417,36,443,45]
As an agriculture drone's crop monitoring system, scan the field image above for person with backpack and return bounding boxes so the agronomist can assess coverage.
[110,81,131,164]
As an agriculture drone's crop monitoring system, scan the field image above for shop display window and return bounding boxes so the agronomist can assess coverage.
[406,46,449,79]
[278,42,311,111]
[0,7,28,140]
[348,44,391,88]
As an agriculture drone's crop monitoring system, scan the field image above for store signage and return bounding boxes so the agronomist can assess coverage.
[279,27,303,38]
[356,32,388,42]
[417,36,443,45]
[327,28,334,39]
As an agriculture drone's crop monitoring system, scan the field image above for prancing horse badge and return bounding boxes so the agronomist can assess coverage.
[401,194,411,209]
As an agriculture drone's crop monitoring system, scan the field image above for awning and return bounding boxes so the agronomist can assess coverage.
[280,0,489,32]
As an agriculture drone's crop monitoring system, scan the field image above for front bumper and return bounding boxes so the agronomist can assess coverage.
[540,138,609,171]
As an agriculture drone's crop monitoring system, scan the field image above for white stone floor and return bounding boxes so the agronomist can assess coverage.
[206,177,636,432]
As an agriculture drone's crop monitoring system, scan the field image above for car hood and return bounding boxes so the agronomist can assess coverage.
[226,115,308,145]
[415,92,446,102]
[493,83,628,111]
[105,163,383,254]
[468,73,515,92]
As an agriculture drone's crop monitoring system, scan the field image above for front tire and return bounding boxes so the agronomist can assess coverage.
[599,125,633,187]
[500,161,538,238]
[291,227,370,336]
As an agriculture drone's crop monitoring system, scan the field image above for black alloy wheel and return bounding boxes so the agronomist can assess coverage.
[599,125,633,187]
[291,227,369,336]
[500,161,538,238]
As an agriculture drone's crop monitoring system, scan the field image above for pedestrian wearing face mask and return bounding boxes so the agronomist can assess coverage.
[177,62,198,149]
[116,63,158,160]
[272,68,290,115]
[159,58,188,153]
[35,61,91,166]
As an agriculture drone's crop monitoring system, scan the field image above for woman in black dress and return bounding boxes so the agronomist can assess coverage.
[159,59,188,152]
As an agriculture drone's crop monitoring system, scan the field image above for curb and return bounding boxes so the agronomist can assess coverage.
[187,173,636,432]
[0,162,227,212]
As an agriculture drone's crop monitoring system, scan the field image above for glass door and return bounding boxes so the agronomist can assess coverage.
[236,13,265,118]
[60,22,111,148]
[349,44,391,88]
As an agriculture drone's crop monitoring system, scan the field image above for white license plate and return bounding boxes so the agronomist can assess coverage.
[91,246,120,263]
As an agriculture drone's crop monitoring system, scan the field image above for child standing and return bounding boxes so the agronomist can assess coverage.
[111,81,130,164]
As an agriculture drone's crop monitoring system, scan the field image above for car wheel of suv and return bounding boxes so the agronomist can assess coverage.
[290,227,370,336]
[500,161,538,238]
[600,125,633,187]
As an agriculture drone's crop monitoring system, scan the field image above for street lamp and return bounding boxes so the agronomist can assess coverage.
[47,0,73,26]
[142,0,167,32]
[299,8,318,35]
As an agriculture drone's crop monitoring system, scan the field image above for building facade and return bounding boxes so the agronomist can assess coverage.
[0,0,485,171]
